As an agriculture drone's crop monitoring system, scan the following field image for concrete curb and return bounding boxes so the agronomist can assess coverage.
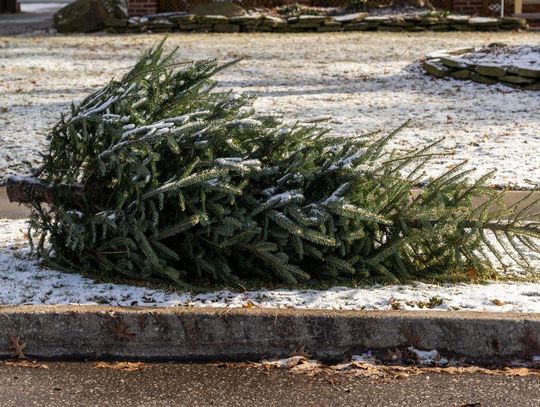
[1,306,539,362]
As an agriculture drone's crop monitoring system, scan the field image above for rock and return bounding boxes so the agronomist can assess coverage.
[440,56,469,69]
[317,24,343,32]
[500,17,527,28]
[262,15,287,28]
[53,0,110,33]
[191,2,245,17]
[405,26,426,32]
[230,14,260,25]
[255,26,273,32]
[446,15,470,23]
[343,22,377,31]
[430,25,450,31]
[291,15,327,27]
[364,16,390,23]
[487,42,507,48]
[475,64,507,77]
[425,50,451,59]
[507,66,540,79]
[450,70,471,79]
[146,19,176,31]
[470,72,497,85]
[286,16,299,24]
[333,13,367,23]
[500,75,536,85]
[469,17,499,25]
[178,23,212,31]
[169,14,196,23]
[476,25,500,32]
[102,0,127,19]
[404,15,422,23]
[382,18,412,27]
[196,15,229,24]
[446,47,476,55]
[452,24,473,31]
[377,25,404,32]
[469,17,500,31]
[523,82,540,91]
[213,23,240,32]
[420,16,440,25]
[104,17,127,28]
[422,60,452,78]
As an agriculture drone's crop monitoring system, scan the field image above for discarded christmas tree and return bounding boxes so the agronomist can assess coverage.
[10,40,540,288]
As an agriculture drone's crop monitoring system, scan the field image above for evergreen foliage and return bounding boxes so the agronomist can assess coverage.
[27,40,540,287]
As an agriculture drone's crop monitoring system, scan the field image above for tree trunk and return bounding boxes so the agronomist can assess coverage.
[6,176,84,205]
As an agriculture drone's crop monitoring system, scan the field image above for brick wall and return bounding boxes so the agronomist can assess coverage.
[450,0,483,14]
[451,0,517,16]
[128,0,158,16]
[127,0,515,17]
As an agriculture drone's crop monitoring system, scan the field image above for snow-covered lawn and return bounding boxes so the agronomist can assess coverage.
[2,219,540,310]
[463,44,540,69]
[0,32,539,188]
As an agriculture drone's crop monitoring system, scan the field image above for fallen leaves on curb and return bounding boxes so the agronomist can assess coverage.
[1,360,49,369]
[92,361,148,371]
[254,355,540,380]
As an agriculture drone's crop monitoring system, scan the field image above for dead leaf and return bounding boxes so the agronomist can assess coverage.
[388,296,402,310]
[92,361,147,371]
[2,360,48,369]
[9,337,26,359]
[242,300,256,309]
[466,267,478,280]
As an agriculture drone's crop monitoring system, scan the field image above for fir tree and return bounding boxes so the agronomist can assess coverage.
[21,40,540,287]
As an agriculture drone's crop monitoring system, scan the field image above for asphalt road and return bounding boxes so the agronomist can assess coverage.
[0,361,538,406]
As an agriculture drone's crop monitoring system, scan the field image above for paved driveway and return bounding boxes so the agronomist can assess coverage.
[0,1,68,35]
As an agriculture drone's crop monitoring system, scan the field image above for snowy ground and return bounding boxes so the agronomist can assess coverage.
[0,32,539,188]
[464,44,540,69]
[2,218,540,310]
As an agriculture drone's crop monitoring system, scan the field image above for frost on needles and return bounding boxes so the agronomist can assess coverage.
[26,40,540,287]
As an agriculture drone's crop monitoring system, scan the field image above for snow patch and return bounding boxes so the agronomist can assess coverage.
[0,219,539,309]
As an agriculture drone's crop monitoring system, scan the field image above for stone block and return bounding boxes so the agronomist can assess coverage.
[500,75,536,85]
[440,56,469,69]
[470,72,497,85]
[475,64,507,77]
[449,69,471,79]
[263,15,287,28]
[523,82,540,91]
[506,66,540,79]
[317,24,343,32]
[230,14,261,25]
[104,17,127,28]
[197,15,229,24]
[333,12,367,23]
[422,60,452,78]
[343,22,377,31]
[213,23,240,33]
[169,14,196,23]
